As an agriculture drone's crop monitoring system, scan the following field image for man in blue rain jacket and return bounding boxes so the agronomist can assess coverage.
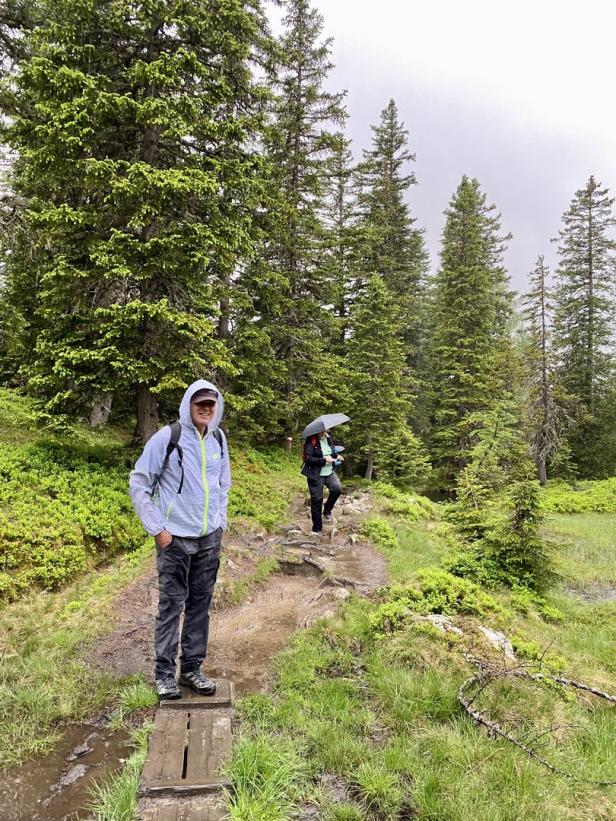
[130,379,231,700]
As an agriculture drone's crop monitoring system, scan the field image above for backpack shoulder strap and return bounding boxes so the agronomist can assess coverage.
[213,428,224,459]
[156,421,184,494]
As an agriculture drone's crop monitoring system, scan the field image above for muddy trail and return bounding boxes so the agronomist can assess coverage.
[0,487,386,820]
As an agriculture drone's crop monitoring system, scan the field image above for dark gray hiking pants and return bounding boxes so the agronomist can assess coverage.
[154,528,222,680]
[307,472,342,532]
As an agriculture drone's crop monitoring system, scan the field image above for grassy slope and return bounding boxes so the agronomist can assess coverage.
[227,491,616,820]
[0,388,304,767]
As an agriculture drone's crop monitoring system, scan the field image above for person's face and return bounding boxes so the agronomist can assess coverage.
[191,397,216,428]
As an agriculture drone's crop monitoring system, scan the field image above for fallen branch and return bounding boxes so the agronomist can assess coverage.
[458,662,616,786]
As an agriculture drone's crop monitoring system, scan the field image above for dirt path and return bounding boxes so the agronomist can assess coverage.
[88,487,387,695]
[1,488,385,820]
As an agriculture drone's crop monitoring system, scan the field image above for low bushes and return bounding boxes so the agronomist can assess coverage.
[372,481,437,521]
[227,446,304,530]
[368,568,501,635]
[358,516,398,550]
[541,478,616,514]
[0,440,143,600]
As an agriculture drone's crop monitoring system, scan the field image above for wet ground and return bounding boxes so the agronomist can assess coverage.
[0,724,129,821]
[0,488,385,819]
[564,582,616,603]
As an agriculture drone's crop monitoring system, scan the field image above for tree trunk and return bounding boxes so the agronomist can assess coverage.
[538,459,547,486]
[218,268,231,340]
[364,450,374,481]
[133,383,159,444]
[89,392,113,427]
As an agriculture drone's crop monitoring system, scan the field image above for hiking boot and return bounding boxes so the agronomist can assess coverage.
[179,670,217,696]
[155,678,181,700]
[323,512,333,523]
[309,530,323,537]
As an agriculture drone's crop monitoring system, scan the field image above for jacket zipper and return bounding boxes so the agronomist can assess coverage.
[199,432,209,536]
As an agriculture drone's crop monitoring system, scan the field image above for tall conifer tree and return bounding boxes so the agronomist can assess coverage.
[355,99,428,366]
[233,0,346,437]
[347,274,429,484]
[428,176,513,488]
[521,255,567,484]
[321,133,357,350]
[0,0,268,440]
[552,176,616,476]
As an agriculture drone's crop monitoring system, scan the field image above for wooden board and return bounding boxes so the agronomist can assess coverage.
[136,797,226,821]
[139,709,232,796]
[160,679,233,710]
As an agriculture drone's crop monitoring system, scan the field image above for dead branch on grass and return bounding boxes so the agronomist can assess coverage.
[458,659,616,786]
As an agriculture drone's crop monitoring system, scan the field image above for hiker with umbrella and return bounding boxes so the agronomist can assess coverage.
[301,413,349,534]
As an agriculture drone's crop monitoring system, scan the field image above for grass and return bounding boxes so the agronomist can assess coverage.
[547,512,616,587]
[0,542,155,766]
[108,680,159,731]
[88,723,152,821]
[224,734,311,820]
[217,557,280,607]
[226,494,616,819]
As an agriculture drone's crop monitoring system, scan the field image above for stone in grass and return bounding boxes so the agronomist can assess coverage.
[477,625,516,660]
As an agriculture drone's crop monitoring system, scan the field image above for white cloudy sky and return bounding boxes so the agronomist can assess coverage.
[272,0,616,291]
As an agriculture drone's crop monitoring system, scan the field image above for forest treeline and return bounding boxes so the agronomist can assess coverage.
[0,0,615,492]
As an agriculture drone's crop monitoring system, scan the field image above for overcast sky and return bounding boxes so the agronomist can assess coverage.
[273,0,616,292]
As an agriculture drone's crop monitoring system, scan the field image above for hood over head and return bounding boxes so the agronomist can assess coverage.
[179,379,224,432]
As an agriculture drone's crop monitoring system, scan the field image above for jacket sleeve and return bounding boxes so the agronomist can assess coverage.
[129,429,169,536]
[305,439,325,467]
[219,430,232,530]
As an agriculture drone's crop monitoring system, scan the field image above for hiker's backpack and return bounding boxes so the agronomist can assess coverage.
[301,435,319,466]
[156,422,225,493]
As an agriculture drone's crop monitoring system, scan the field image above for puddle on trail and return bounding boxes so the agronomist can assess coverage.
[0,724,129,821]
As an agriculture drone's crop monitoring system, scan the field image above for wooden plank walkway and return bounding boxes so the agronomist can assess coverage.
[137,680,233,820]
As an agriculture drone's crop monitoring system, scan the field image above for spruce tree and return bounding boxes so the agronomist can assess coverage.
[355,99,428,367]
[0,0,267,440]
[428,176,513,488]
[552,176,616,476]
[521,255,569,484]
[321,133,357,350]
[347,275,429,485]
[231,0,346,438]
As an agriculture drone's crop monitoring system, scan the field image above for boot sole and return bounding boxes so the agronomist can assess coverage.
[158,690,181,700]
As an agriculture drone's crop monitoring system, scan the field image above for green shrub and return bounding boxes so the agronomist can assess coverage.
[0,440,144,599]
[510,636,566,674]
[483,481,556,592]
[510,586,564,623]
[541,478,616,513]
[228,446,304,530]
[373,482,436,521]
[443,466,494,542]
[369,567,500,634]
[358,517,398,550]
[448,482,557,594]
